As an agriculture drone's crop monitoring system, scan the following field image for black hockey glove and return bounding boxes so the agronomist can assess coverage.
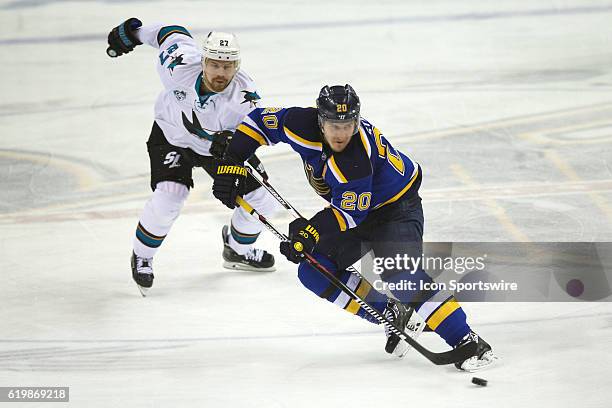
[209,130,234,160]
[280,218,320,264]
[107,17,143,58]
[212,160,247,209]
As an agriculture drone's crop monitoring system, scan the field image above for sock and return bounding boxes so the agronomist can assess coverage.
[415,291,471,347]
[133,181,189,259]
[228,186,279,255]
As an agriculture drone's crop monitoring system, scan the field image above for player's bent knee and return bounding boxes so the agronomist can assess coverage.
[297,262,327,295]
[148,181,189,225]
[297,255,337,296]
[243,186,280,217]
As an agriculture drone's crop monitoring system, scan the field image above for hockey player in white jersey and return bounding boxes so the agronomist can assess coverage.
[107,18,278,295]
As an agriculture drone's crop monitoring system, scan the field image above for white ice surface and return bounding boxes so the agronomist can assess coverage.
[1,1,612,407]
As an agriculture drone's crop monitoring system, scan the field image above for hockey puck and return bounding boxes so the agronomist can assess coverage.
[471,377,487,387]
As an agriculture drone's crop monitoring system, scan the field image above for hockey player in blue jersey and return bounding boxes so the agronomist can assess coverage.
[211,84,496,371]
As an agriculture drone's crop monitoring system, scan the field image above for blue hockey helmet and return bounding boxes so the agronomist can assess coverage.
[316,84,361,130]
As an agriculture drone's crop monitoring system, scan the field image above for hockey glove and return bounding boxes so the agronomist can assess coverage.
[209,130,234,160]
[107,17,143,58]
[279,218,320,264]
[212,160,247,209]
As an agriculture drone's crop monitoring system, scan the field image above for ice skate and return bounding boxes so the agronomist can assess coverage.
[131,252,154,297]
[221,225,275,272]
[454,331,498,372]
[383,299,426,358]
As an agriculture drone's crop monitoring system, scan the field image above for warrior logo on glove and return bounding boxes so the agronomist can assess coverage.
[212,161,247,209]
[217,165,247,177]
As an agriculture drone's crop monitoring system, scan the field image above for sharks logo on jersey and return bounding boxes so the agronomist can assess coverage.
[181,110,215,141]
[167,54,186,74]
[241,90,260,108]
[141,22,261,156]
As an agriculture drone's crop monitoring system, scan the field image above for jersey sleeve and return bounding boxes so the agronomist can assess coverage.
[134,23,200,90]
[134,22,194,49]
[226,107,293,161]
[228,107,324,162]
[240,107,291,145]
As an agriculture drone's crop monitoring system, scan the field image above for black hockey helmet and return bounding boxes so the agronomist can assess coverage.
[316,84,361,130]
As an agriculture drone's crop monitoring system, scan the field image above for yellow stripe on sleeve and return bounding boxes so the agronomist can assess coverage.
[329,156,348,183]
[237,124,268,146]
[283,127,323,149]
[426,298,461,330]
[331,207,347,232]
[359,128,371,158]
[373,166,419,210]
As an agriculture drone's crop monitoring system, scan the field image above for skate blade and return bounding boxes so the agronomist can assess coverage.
[136,285,150,297]
[223,261,276,272]
[393,342,410,358]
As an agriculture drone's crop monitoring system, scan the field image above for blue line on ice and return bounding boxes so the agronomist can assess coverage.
[1,5,612,46]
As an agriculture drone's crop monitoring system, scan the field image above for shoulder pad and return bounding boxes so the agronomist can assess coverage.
[283,108,322,148]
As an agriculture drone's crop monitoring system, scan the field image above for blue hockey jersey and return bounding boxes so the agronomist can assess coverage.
[229,107,421,236]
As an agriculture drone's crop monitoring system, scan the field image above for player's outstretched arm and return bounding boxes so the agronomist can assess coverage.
[106,18,142,57]
[211,107,288,208]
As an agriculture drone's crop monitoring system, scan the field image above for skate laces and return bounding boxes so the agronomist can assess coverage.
[136,256,153,274]
[458,331,478,347]
[245,248,264,262]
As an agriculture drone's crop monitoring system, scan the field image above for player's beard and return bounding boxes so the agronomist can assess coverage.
[204,74,231,93]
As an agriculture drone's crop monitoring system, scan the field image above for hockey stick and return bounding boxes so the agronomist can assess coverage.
[244,164,358,271]
[245,164,301,217]
[244,164,435,333]
[244,164,364,275]
[235,196,476,365]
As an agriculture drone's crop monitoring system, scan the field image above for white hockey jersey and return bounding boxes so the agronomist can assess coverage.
[135,23,261,156]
